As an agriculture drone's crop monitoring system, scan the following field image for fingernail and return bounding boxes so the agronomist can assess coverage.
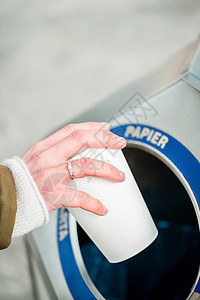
[118,137,127,145]
[102,206,108,215]
[119,171,125,180]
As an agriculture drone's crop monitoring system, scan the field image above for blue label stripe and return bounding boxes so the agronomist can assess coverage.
[57,124,200,296]
[57,209,96,300]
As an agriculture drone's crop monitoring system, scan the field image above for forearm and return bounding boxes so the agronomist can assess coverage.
[1,157,49,238]
[0,165,17,249]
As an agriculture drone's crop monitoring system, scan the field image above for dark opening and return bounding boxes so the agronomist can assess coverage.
[77,147,200,300]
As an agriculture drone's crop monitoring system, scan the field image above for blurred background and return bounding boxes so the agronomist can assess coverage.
[0,0,200,299]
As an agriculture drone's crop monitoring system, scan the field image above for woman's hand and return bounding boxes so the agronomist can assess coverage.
[22,122,127,216]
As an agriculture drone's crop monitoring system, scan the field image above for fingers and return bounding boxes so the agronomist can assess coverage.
[59,129,127,161]
[28,129,127,173]
[59,189,108,216]
[34,158,125,189]
[33,157,126,215]
[70,157,125,182]
[23,121,110,162]
[34,167,108,215]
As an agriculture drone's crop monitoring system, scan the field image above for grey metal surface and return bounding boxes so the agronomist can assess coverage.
[110,80,200,159]
[27,211,73,300]
[189,45,200,80]
[64,40,200,161]
[181,43,200,91]
[181,72,200,92]
[64,39,198,127]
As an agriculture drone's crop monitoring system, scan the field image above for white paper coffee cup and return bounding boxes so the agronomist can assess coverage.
[67,147,158,263]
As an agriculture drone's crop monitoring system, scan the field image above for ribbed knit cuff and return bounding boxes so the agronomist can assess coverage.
[1,156,49,236]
